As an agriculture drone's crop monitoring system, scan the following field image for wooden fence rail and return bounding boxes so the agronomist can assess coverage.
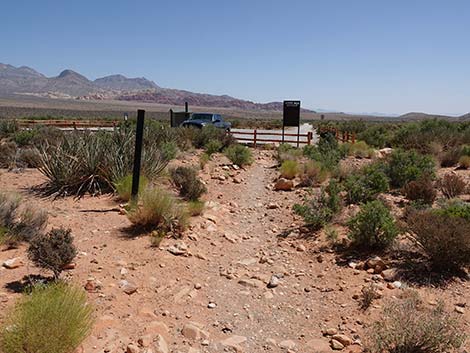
[229,130,314,147]
[17,120,118,129]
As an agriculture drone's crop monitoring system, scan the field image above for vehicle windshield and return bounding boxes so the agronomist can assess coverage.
[190,113,213,121]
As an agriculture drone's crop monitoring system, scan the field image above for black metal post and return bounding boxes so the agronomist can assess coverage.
[297,124,300,148]
[185,102,189,113]
[131,109,145,201]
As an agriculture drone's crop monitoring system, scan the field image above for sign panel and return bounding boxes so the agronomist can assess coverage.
[283,100,300,127]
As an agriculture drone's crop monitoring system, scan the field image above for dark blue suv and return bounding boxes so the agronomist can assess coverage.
[181,113,231,131]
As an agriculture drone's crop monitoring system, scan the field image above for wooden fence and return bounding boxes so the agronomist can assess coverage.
[318,127,356,143]
[17,119,118,129]
[229,130,314,147]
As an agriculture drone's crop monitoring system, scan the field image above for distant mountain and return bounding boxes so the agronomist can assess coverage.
[94,74,159,91]
[398,112,455,120]
[0,63,303,112]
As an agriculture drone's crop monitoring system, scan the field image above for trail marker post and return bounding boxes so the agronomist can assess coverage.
[131,109,145,202]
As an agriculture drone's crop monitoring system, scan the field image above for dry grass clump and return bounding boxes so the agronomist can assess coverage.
[279,160,299,180]
[458,155,470,169]
[366,291,465,353]
[224,144,253,166]
[402,176,436,205]
[298,160,327,186]
[170,166,207,201]
[187,200,205,216]
[113,174,148,202]
[0,282,94,353]
[127,187,188,234]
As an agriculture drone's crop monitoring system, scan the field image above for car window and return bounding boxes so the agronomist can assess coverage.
[190,113,213,121]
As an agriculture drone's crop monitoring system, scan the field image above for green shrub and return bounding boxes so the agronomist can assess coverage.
[458,155,470,169]
[294,180,341,231]
[402,176,436,206]
[357,124,392,149]
[199,152,210,169]
[439,146,461,167]
[437,174,467,199]
[160,141,178,160]
[348,200,398,249]
[28,228,77,279]
[280,160,299,179]
[0,282,94,353]
[170,166,207,201]
[127,187,188,233]
[303,133,343,171]
[187,200,205,216]
[407,208,470,272]
[204,139,223,156]
[114,174,148,202]
[13,130,37,147]
[190,125,234,149]
[434,200,470,221]
[0,120,19,138]
[366,291,465,353]
[344,141,374,158]
[385,149,435,188]
[344,163,389,204]
[224,144,253,166]
[17,148,41,168]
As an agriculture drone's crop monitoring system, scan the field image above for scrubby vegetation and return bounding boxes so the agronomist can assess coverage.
[437,174,467,199]
[170,166,207,201]
[28,228,77,279]
[0,192,47,246]
[343,163,389,204]
[114,174,149,202]
[348,200,398,249]
[366,291,465,353]
[0,283,94,353]
[224,144,253,166]
[279,160,299,179]
[402,176,436,206]
[385,149,435,188]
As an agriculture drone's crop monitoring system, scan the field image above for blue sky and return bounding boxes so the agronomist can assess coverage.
[1,0,469,115]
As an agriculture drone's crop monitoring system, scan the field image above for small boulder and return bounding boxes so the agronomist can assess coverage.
[274,178,294,191]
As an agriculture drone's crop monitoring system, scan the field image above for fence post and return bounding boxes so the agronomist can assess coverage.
[253,129,257,148]
[307,131,312,145]
[131,109,145,202]
[352,132,356,144]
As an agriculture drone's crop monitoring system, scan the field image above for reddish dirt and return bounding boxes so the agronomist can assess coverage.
[0,150,469,353]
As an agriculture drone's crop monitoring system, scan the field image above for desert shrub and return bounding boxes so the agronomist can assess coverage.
[293,180,341,231]
[204,139,223,156]
[438,146,461,167]
[38,129,168,197]
[0,193,47,246]
[170,166,207,201]
[402,176,436,205]
[28,228,77,279]
[357,124,392,149]
[13,129,37,147]
[407,206,470,272]
[17,148,41,168]
[437,174,467,199]
[0,119,19,138]
[224,144,253,166]
[114,174,149,202]
[160,141,178,160]
[344,141,374,158]
[0,282,94,353]
[303,133,343,171]
[279,160,299,180]
[199,152,210,169]
[461,144,470,157]
[298,160,327,186]
[348,200,398,249]
[0,141,17,168]
[187,200,205,216]
[458,155,470,169]
[385,149,435,188]
[344,163,389,204]
[436,200,470,221]
[278,144,302,162]
[360,284,380,310]
[190,125,234,149]
[366,291,465,353]
[127,187,188,233]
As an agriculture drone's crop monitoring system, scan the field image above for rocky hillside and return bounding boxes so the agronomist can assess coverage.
[0,63,300,111]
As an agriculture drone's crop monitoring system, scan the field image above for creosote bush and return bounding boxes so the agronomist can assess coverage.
[224,144,253,166]
[366,291,465,353]
[348,200,398,249]
[343,163,389,204]
[204,139,223,156]
[127,187,188,234]
[437,174,466,199]
[28,228,77,279]
[0,282,94,353]
[385,149,435,188]
[279,160,299,180]
[402,176,436,206]
[407,206,470,272]
[298,160,327,187]
[170,166,207,201]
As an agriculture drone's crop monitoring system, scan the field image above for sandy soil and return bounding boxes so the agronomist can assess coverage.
[0,150,469,353]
